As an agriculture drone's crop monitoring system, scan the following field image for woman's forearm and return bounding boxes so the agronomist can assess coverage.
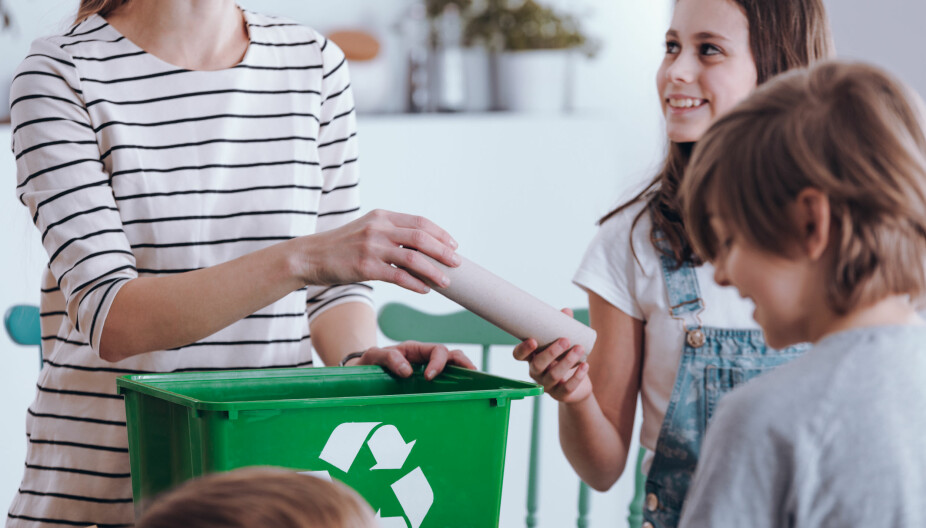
[309,302,378,366]
[97,209,459,362]
[99,238,305,362]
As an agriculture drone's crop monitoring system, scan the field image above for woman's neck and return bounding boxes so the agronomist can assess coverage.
[105,0,248,71]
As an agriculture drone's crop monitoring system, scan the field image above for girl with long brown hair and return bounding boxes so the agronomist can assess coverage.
[513,1,833,527]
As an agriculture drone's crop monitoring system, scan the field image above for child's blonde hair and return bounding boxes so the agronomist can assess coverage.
[682,60,926,314]
[134,467,376,528]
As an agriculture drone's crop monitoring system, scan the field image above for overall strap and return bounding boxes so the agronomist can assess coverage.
[653,228,706,347]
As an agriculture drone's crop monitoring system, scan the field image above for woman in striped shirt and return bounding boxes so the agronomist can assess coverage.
[7,1,473,526]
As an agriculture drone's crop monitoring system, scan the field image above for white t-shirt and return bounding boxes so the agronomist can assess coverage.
[573,200,759,463]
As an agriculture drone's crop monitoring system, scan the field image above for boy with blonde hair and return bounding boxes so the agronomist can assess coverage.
[678,61,926,527]
[135,467,376,528]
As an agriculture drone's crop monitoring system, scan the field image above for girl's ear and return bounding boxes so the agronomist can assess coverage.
[791,188,831,260]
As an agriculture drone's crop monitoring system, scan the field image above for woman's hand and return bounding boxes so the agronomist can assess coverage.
[344,340,477,380]
[298,209,460,294]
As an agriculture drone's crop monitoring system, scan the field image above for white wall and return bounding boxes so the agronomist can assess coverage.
[824,0,926,100]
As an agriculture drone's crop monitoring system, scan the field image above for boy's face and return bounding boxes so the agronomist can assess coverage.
[657,0,758,143]
[709,216,819,348]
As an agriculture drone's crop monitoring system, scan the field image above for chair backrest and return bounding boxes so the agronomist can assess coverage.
[4,304,43,370]
[378,302,589,346]
[4,304,41,347]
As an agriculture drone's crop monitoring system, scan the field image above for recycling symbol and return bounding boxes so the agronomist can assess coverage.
[318,422,433,528]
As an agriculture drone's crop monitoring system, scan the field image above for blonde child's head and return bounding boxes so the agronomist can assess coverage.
[134,467,377,528]
[683,61,926,318]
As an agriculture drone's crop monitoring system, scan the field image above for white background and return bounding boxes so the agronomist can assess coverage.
[0,0,923,526]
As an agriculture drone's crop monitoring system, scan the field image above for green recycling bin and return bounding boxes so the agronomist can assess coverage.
[117,365,541,527]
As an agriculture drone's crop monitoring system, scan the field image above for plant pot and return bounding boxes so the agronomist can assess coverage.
[498,49,575,113]
[347,56,393,115]
[462,46,493,112]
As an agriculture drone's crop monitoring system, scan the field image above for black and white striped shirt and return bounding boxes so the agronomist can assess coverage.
[8,10,371,527]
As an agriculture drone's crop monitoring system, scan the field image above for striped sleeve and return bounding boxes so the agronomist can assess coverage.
[11,38,137,354]
[305,35,372,322]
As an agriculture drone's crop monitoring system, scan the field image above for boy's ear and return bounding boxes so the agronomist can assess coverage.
[791,188,831,260]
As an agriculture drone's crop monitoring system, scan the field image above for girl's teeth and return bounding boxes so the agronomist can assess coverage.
[669,98,703,108]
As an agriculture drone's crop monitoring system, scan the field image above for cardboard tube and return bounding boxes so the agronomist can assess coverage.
[418,254,597,358]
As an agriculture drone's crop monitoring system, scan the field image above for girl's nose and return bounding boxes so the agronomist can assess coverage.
[664,51,697,84]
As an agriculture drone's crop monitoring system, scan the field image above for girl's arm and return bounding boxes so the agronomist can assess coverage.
[513,291,643,490]
[559,292,643,490]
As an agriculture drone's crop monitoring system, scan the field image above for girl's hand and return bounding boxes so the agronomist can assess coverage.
[513,337,592,404]
[345,340,477,380]
[299,209,460,294]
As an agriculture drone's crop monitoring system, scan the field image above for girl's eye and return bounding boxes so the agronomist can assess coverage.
[665,41,680,54]
[700,43,721,56]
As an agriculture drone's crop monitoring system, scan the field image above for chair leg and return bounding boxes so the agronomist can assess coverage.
[626,446,647,528]
[525,395,542,528]
[577,481,590,527]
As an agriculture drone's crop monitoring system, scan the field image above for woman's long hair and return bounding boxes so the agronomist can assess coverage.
[75,0,128,24]
[601,0,834,268]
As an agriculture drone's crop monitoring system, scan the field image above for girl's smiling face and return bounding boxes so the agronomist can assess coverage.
[657,0,758,143]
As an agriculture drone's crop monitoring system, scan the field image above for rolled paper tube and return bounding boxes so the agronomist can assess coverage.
[417,254,597,359]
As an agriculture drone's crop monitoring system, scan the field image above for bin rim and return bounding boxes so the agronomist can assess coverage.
[116,365,542,412]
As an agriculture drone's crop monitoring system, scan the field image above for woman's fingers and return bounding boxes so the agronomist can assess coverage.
[382,210,459,254]
[360,259,432,294]
[380,245,451,290]
[447,349,477,370]
[369,341,477,380]
[422,344,449,380]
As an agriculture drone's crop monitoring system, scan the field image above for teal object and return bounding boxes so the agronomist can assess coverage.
[378,302,592,527]
[4,304,42,370]
[627,446,647,528]
[118,365,540,525]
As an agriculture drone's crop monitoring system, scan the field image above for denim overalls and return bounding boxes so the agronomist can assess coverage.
[640,234,806,528]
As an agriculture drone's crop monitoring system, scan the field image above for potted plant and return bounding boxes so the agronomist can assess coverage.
[464,0,597,112]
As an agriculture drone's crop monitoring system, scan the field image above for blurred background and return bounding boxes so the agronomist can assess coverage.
[0,1,923,526]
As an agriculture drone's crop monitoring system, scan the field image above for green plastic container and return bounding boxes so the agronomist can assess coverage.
[117,365,541,527]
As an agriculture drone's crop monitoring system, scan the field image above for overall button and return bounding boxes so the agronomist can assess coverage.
[645,492,659,512]
[642,523,655,528]
[686,328,705,348]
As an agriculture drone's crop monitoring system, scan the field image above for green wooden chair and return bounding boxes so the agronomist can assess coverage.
[4,304,43,370]
[378,302,593,528]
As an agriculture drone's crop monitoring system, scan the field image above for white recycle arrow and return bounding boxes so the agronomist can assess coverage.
[375,510,409,528]
[368,424,416,470]
[297,470,331,481]
[392,467,433,528]
[319,422,380,473]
